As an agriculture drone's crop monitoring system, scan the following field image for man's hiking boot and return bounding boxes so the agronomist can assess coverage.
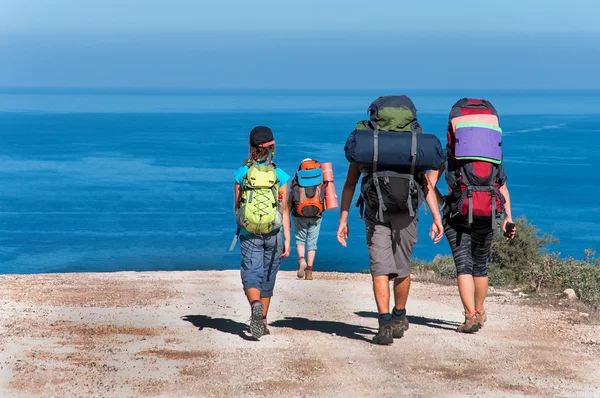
[305,269,313,280]
[475,309,487,328]
[392,316,409,338]
[263,324,270,336]
[297,258,307,279]
[372,322,394,345]
[457,313,480,334]
[250,302,264,340]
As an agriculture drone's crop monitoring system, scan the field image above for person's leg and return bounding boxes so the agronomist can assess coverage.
[304,217,322,280]
[366,218,396,345]
[239,234,267,339]
[390,214,418,336]
[294,218,308,278]
[260,232,283,333]
[444,218,479,333]
[373,275,391,314]
[472,226,494,326]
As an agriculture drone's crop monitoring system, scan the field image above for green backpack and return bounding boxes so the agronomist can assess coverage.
[235,163,282,235]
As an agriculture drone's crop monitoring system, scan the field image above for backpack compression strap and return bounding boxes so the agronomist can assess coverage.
[372,129,387,221]
[407,130,417,217]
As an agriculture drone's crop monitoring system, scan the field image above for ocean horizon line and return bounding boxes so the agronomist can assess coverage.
[2,86,600,95]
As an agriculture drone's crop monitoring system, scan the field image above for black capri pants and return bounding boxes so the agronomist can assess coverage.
[443,217,494,277]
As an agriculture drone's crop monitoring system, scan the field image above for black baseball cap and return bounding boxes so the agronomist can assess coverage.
[250,126,275,148]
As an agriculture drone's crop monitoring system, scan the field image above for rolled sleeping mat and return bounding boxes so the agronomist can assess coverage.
[454,122,502,164]
[344,129,445,171]
[451,114,499,131]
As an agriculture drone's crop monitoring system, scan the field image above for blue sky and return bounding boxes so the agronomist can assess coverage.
[1,0,599,89]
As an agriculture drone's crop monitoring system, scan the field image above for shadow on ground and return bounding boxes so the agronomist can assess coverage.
[354,311,460,331]
[182,315,256,341]
[270,317,376,343]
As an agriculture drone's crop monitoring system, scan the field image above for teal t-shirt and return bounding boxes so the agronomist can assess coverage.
[234,163,290,235]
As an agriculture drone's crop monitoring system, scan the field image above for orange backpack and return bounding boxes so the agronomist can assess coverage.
[291,160,326,218]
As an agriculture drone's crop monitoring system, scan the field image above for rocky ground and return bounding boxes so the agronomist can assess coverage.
[0,270,598,397]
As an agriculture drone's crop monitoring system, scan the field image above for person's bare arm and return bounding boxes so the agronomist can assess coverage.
[426,163,446,206]
[422,174,444,244]
[234,182,241,211]
[499,183,516,239]
[337,164,360,246]
[279,183,291,258]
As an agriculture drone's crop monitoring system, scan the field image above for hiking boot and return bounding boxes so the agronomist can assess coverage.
[457,313,480,334]
[305,269,313,280]
[475,309,487,328]
[372,322,394,345]
[297,258,307,279]
[250,302,264,340]
[263,324,270,335]
[392,316,409,338]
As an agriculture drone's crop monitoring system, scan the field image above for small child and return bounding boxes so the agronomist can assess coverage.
[233,126,291,339]
[289,159,326,281]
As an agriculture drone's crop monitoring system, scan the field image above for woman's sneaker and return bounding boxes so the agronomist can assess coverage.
[250,302,264,340]
[475,309,487,328]
[297,258,307,278]
[457,313,480,334]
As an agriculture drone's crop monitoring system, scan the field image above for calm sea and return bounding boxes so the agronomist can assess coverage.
[0,88,599,274]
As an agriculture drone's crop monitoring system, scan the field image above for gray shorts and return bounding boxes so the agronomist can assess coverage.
[365,213,418,279]
[293,216,322,251]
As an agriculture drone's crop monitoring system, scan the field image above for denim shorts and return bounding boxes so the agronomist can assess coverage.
[293,216,322,251]
[239,231,282,298]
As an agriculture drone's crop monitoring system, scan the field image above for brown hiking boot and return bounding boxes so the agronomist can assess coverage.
[475,309,487,328]
[392,316,409,338]
[305,269,313,280]
[372,322,393,345]
[457,313,480,334]
[297,258,307,279]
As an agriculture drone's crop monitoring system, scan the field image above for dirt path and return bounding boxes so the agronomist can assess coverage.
[0,270,598,397]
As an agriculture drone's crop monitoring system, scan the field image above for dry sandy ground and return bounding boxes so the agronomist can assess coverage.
[0,270,598,398]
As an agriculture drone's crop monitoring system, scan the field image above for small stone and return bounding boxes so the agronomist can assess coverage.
[563,289,578,301]
[579,312,589,318]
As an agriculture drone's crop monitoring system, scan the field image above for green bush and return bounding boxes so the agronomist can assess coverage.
[488,216,558,285]
[549,257,600,310]
[412,255,456,279]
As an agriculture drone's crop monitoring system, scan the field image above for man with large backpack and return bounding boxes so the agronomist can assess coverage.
[338,95,445,345]
[426,98,516,333]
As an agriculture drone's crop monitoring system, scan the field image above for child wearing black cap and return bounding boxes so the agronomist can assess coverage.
[233,126,291,339]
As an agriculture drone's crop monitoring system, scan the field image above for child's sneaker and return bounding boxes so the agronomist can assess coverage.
[475,309,487,327]
[297,258,307,278]
[305,269,313,280]
[250,302,264,340]
[457,313,480,334]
